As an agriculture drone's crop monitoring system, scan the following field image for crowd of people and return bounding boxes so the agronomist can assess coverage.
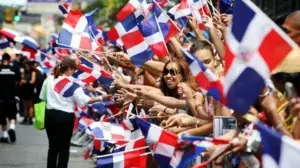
[0,53,46,143]
[0,2,300,168]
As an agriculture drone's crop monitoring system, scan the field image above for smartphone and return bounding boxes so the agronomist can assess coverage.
[285,82,298,99]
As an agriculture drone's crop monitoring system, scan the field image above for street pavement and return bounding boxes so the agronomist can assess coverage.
[0,119,95,168]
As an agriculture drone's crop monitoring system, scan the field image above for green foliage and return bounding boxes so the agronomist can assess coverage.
[84,0,128,28]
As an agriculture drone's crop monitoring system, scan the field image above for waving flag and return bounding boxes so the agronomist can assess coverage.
[121,29,154,67]
[152,2,180,42]
[107,13,139,45]
[135,117,178,167]
[256,121,300,168]
[75,57,114,88]
[224,0,297,114]
[54,77,81,97]
[182,49,226,104]
[138,14,168,58]
[58,10,93,50]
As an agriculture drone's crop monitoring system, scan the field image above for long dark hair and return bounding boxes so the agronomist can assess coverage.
[160,60,198,98]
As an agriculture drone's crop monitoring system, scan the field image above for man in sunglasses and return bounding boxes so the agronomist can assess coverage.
[283,10,300,46]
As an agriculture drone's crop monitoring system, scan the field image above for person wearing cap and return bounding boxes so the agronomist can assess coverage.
[0,53,20,143]
[283,10,300,46]
[39,57,105,168]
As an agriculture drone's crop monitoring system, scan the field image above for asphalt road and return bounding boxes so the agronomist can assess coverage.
[0,118,95,168]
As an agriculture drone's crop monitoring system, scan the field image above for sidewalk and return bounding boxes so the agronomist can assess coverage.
[0,121,95,168]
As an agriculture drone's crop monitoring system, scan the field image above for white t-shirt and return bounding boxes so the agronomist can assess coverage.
[39,75,90,113]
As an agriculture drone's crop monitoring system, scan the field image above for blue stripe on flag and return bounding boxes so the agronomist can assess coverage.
[135,117,151,139]
[58,28,73,47]
[96,155,114,168]
[231,0,255,42]
[154,154,172,167]
[130,48,154,67]
[226,67,265,114]
[62,82,80,97]
[92,127,105,139]
[121,13,138,32]
[80,57,94,68]
[138,15,159,37]
[256,121,282,164]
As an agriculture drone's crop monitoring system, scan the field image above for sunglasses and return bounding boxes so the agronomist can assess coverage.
[163,68,180,76]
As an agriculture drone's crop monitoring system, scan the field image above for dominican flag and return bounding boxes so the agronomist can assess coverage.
[96,149,144,168]
[121,29,154,67]
[106,13,139,45]
[54,77,81,97]
[58,3,71,17]
[58,10,93,51]
[75,57,114,88]
[138,14,168,58]
[224,0,297,114]
[152,2,180,42]
[256,121,300,168]
[135,117,178,167]
[182,49,226,104]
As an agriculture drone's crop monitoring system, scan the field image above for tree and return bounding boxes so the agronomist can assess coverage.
[84,0,128,28]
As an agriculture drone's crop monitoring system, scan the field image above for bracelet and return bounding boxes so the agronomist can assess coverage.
[163,107,168,113]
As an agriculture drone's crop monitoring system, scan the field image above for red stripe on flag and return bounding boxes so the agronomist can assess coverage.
[80,36,92,50]
[107,27,119,41]
[65,10,84,29]
[81,75,97,84]
[158,131,178,147]
[116,3,137,21]
[78,64,93,73]
[258,29,293,71]
[224,43,235,75]
[149,41,168,58]
[54,78,70,93]
[121,30,145,49]
[195,72,211,90]
[111,134,125,140]
[165,20,180,42]
[124,150,141,168]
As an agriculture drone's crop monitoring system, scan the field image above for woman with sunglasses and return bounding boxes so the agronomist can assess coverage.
[39,57,106,168]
